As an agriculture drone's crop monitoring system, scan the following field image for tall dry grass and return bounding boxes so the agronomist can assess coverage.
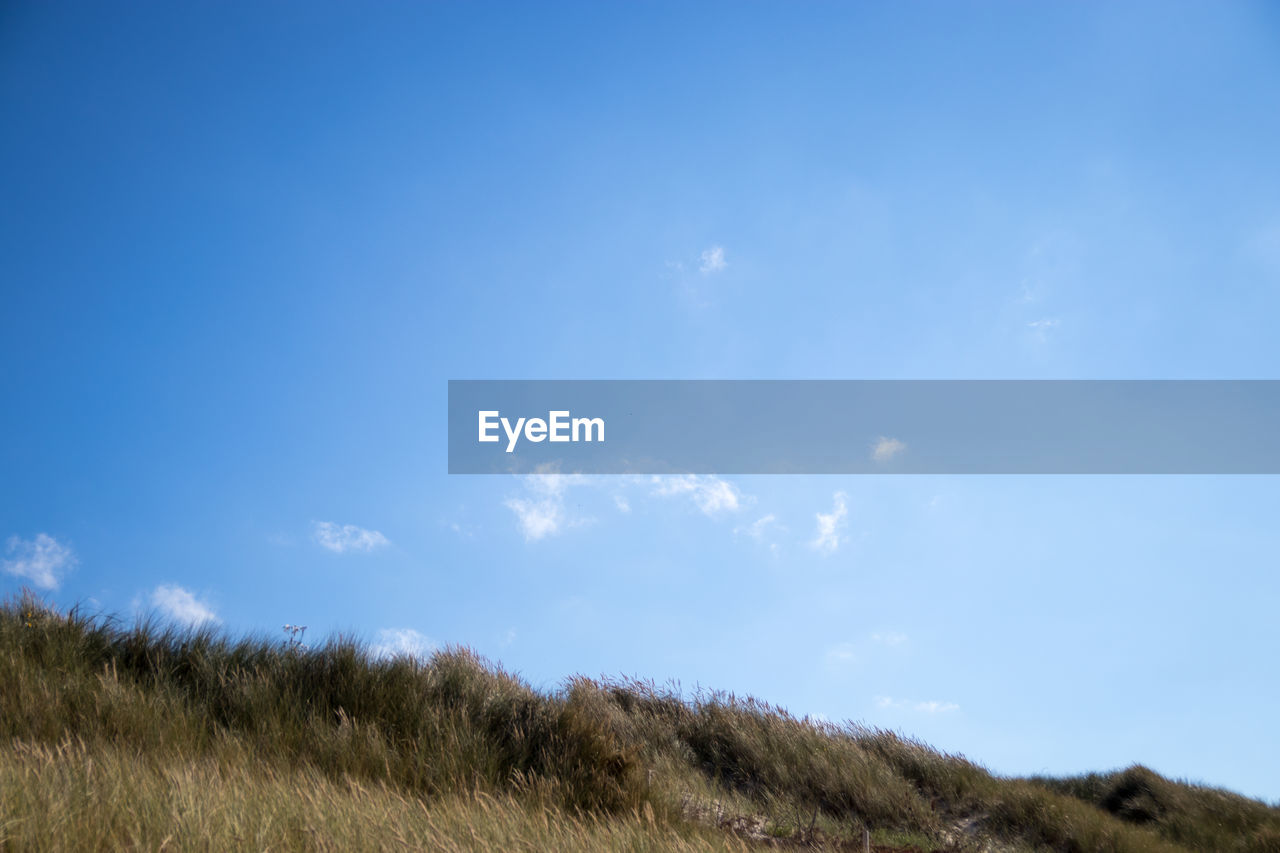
[3,592,1278,851]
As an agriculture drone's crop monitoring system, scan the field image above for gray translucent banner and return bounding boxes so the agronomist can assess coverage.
[447,380,1280,474]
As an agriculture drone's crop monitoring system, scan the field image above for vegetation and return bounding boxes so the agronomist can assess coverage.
[2,592,1277,851]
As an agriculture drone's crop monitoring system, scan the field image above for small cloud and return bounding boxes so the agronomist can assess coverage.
[736,513,778,540]
[446,520,477,538]
[1027,318,1060,342]
[499,627,517,647]
[523,468,587,498]
[150,585,218,627]
[826,642,857,666]
[371,628,436,661]
[699,245,727,274]
[506,496,564,541]
[874,695,959,714]
[505,465,589,542]
[613,494,631,513]
[871,437,906,463]
[914,700,960,713]
[871,631,908,647]
[2,533,76,590]
[651,474,743,515]
[810,492,848,555]
[312,521,390,554]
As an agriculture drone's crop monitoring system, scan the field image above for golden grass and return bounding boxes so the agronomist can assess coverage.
[0,738,746,852]
[3,592,1278,852]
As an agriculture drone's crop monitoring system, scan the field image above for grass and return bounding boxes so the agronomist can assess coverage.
[2,591,1277,851]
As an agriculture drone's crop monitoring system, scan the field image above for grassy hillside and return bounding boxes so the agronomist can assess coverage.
[2,593,1277,851]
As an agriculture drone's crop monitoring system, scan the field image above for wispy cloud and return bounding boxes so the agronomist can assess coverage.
[371,628,436,661]
[2,533,75,590]
[825,642,857,666]
[505,466,589,542]
[651,474,743,515]
[150,585,218,627]
[736,513,778,540]
[445,520,476,538]
[1027,317,1060,342]
[504,471,746,539]
[699,245,727,274]
[914,700,960,713]
[505,496,563,541]
[871,436,906,463]
[871,631,908,647]
[312,521,390,553]
[874,695,959,714]
[810,492,848,554]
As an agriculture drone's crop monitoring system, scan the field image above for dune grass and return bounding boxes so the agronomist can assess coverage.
[0,738,746,852]
[2,592,1277,851]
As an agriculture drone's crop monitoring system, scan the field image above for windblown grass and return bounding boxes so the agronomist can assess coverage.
[2,592,1277,851]
[0,738,741,852]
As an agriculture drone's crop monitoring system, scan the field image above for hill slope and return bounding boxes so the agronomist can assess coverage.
[2,594,1277,851]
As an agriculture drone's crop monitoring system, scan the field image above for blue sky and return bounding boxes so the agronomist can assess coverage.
[3,1,1280,801]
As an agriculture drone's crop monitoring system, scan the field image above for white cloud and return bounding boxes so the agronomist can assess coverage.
[826,642,857,666]
[650,474,743,515]
[371,628,436,661]
[871,436,906,462]
[874,695,959,714]
[699,245,726,274]
[505,495,564,541]
[505,466,589,542]
[871,631,908,647]
[312,521,390,553]
[1027,318,1060,343]
[523,468,587,498]
[915,700,961,713]
[810,492,848,554]
[446,520,476,538]
[1016,277,1040,304]
[504,471,746,539]
[736,513,778,540]
[151,585,218,627]
[2,533,76,590]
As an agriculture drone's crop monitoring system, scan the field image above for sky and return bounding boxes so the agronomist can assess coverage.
[3,1,1280,802]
